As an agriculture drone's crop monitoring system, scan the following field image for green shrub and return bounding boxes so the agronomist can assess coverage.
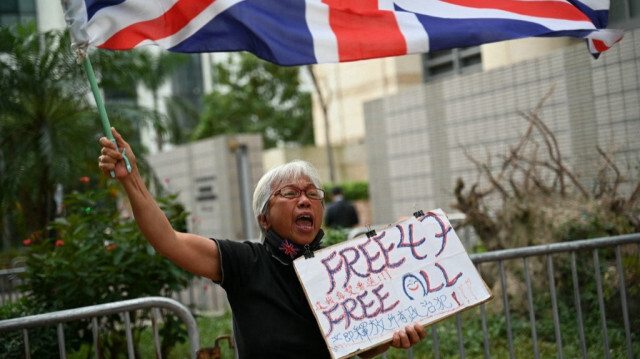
[321,227,350,247]
[324,181,369,201]
[0,297,58,358]
[3,182,193,357]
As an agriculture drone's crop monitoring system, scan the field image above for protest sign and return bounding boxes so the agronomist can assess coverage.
[294,208,492,359]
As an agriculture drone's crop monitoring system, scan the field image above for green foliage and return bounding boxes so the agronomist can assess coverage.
[193,53,313,148]
[0,23,101,242]
[135,304,639,359]
[555,245,640,337]
[6,184,192,356]
[0,23,151,248]
[553,204,635,241]
[0,297,59,358]
[451,98,639,351]
[319,181,369,247]
[23,186,186,307]
[322,228,350,247]
[381,304,639,359]
[325,181,369,201]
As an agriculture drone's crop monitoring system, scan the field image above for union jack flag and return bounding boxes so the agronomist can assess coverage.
[61,0,623,66]
[279,239,300,258]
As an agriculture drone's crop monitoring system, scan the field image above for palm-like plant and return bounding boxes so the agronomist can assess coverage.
[0,23,101,244]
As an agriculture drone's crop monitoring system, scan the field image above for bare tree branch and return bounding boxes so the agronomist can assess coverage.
[596,145,621,196]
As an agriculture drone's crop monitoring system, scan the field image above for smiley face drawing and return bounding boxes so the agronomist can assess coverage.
[402,273,427,300]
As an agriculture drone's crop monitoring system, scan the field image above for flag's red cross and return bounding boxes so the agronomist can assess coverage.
[279,240,299,258]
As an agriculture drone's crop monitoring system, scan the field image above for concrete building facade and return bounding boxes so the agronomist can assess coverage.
[147,134,263,241]
[364,29,640,223]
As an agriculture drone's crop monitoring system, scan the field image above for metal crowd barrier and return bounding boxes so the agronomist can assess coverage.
[170,275,229,315]
[0,296,200,359]
[0,266,25,306]
[0,265,229,314]
[404,233,639,359]
[1,233,638,359]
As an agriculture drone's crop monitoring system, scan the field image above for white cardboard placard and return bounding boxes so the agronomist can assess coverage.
[294,209,492,359]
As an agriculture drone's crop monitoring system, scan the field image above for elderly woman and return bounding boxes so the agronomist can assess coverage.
[98,128,425,358]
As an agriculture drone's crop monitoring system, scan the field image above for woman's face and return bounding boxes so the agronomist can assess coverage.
[260,175,324,246]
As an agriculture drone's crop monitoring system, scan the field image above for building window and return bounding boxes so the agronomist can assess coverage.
[421,46,482,82]
[171,54,203,110]
[169,54,204,134]
[0,0,36,27]
[609,0,640,27]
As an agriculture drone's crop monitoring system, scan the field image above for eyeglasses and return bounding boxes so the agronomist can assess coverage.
[273,185,325,200]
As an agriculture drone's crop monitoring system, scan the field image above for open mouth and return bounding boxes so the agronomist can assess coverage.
[295,214,314,230]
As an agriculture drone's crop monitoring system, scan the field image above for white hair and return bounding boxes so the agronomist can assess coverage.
[252,160,322,235]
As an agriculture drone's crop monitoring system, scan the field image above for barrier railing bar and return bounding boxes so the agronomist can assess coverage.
[0,267,26,276]
[593,249,610,359]
[124,311,134,359]
[1,278,5,305]
[2,234,637,359]
[498,260,514,359]
[547,254,562,359]
[92,317,99,359]
[431,324,440,359]
[23,328,30,359]
[189,282,196,311]
[152,308,162,359]
[570,252,587,359]
[0,297,200,359]
[0,267,25,306]
[57,322,67,359]
[476,262,490,359]
[455,314,464,359]
[470,234,640,263]
[523,257,539,359]
[615,246,633,358]
[479,303,490,359]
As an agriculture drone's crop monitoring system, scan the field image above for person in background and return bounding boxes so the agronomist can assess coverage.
[324,186,359,229]
[98,127,425,359]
